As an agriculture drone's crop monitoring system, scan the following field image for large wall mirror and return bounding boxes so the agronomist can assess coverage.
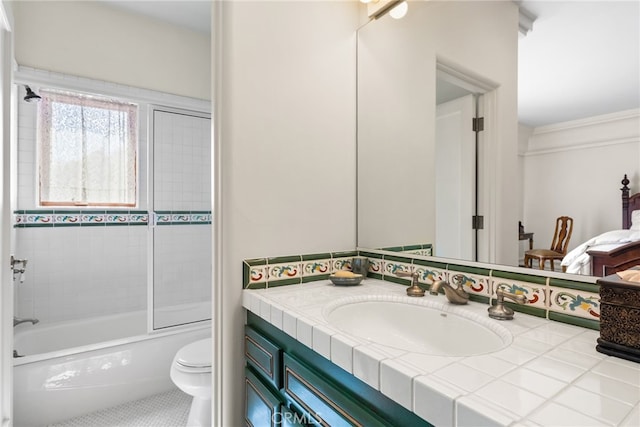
[357,0,640,278]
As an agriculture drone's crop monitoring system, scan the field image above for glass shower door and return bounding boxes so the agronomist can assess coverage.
[151,107,212,329]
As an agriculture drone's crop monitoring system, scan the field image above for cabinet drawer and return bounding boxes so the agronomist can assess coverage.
[283,353,386,427]
[245,326,282,388]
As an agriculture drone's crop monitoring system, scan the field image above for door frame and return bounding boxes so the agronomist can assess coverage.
[0,2,14,425]
[436,60,498,263]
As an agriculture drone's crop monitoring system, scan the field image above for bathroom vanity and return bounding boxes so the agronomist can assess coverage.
[245,316,429,426]
[243,279,640,426]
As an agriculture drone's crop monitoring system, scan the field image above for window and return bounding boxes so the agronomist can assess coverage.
[38,90,138,207]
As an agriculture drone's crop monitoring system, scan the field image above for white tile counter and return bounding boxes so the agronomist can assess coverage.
[243,279,640,426]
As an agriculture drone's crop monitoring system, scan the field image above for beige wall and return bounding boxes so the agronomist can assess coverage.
[522,109,640,252]
[357,1,519,264]
[216,1,359,424]
[12,1,210,100]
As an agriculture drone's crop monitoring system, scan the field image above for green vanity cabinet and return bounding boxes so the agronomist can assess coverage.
[245,312,433,427]
[244,326,306,426]
[245,325,283,389]
[245,367,286,427]
[283,353,388,426]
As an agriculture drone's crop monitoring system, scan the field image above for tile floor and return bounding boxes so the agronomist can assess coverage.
[48,389,190,427]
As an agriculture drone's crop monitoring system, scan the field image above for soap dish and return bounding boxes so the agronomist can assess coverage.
[329,274,363,286]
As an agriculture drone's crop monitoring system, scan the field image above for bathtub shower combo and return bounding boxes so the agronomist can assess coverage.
[13,305,210,426]
[12,91,212,427]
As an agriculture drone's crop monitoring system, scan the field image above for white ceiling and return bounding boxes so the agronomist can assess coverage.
[101,0,640,128]
[518,0,640,127]
[101,1,211,34]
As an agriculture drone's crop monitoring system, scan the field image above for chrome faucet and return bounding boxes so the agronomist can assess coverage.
[13,317,39,327]
[488,289,526,320]
[429,274,469,305]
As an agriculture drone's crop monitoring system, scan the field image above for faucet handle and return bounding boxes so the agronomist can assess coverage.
[395,270,425,297]
[497,289,526,304]
[450,274,465,287]
[395,270,418,282]
[488,289,526,320]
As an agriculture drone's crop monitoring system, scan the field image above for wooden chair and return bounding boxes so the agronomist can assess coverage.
[524,216,574,271]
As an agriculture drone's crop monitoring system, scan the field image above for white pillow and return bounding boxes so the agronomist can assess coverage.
[631,209,640,231]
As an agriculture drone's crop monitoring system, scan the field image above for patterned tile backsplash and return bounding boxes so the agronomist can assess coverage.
[243,248,601,331]
[243,251,358,289]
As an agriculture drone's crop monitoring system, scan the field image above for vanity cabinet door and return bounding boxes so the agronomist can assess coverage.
[245,367,281,427]
[245,325,282,389]
[282,353,387,427]
[279,406,308,427]
[245,367,309,427]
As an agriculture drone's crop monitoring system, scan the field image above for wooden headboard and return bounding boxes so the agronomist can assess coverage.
[622,174,640,229]
[588,174,640,276]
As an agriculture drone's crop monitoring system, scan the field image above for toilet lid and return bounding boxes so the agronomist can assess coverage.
[176,338,212,369]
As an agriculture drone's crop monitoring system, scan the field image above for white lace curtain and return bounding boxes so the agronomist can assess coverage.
[38,90,137,207]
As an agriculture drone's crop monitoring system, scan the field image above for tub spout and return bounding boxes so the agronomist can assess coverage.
[429,274,469,305]
[13,317,39,327]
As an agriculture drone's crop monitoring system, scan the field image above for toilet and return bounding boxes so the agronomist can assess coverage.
[170,338,212,427]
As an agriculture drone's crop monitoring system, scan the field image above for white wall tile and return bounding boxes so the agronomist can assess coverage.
[13,76,214,326]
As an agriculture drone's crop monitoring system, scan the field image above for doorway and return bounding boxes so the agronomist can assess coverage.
[434,62,495,262]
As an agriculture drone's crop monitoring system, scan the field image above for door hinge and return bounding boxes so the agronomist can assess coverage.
[472,117,484,132]
[472,215,484,230]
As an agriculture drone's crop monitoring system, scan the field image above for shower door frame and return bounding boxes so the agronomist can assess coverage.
[146,104,212,333]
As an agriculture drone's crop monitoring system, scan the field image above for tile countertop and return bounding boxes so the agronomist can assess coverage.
[242,279,640,427]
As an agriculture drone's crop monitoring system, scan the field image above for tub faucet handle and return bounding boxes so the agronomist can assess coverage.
[11,256,28,283]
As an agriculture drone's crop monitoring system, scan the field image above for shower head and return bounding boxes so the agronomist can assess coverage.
[24,85,41,103]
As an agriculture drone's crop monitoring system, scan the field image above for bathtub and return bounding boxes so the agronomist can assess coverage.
[13,304,211,427]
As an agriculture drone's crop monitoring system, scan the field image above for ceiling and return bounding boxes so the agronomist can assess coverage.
[518,0,639,127]
[101,0,639,128]
[100,1,211,34]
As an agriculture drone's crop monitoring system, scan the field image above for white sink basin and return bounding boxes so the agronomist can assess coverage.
[323,296,512,357]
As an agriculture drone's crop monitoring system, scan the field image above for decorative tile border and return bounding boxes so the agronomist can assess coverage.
[154,211,212,225]
[242,248,602,330]
[243,251,358,289]
[547,277,600,322]
[380,243,433,257]
[548,286,600,321]
[13,209,211,227]
[446,265,491,303]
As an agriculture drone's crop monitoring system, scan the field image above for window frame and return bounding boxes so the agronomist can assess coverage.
[37,89,139,208]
